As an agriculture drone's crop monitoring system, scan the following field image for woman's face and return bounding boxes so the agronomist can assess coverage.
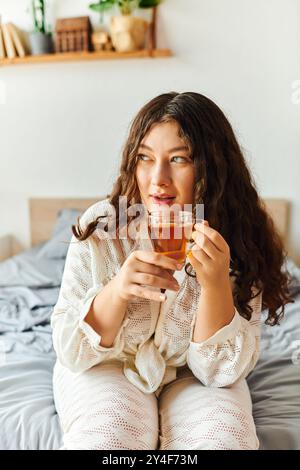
[135,121,195,212]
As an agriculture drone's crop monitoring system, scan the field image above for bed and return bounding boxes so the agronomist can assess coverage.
[0,196,299,450]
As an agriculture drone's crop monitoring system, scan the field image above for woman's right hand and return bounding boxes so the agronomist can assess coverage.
[112,250,183,302]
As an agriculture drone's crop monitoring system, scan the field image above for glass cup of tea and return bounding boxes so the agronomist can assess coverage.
[148,210,195,265]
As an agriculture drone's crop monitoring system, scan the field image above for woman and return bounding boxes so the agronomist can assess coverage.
[51,92,292,450]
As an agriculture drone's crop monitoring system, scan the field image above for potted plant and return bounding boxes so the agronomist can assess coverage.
[29,0,53,55]
[89,0,161,53]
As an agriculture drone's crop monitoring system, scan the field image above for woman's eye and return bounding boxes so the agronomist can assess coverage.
[137,154,151,161]
[137,154,190,163]
[171,156,188,163]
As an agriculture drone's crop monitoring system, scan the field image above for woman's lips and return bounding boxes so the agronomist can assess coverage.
[151,196,176,205]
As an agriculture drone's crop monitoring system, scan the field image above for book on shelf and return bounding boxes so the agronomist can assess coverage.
[0,25,5,60]
[7,23,25,58]
[1,23,16,59]
[0,22,26,60]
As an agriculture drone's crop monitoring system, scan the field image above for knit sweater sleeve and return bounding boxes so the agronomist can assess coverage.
[50,207,128,373]
[187,286,262,387]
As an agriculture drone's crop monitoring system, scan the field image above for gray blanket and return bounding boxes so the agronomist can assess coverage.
[0,244,64,450]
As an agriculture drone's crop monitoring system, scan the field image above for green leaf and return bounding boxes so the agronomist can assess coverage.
[89,0,116,13]
[139,0,161,8]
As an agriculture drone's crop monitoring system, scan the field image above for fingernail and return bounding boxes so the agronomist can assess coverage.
[159,294,166,301]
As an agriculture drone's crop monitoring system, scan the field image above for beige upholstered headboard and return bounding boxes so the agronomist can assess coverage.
[261,198,290,248]
[29,197,105,246]
[29,196,290,249]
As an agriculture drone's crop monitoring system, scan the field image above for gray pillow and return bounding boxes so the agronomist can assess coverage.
[38,208,82,259]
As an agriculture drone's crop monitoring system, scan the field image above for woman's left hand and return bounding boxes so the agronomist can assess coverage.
[187,220,231,289]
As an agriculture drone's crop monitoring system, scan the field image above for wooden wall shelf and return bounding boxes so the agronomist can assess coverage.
[0,49,172,67]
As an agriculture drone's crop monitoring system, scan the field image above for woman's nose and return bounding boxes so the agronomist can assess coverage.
[151,162,172,186]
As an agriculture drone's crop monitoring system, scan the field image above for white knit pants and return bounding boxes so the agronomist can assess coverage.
[53,360,259,450]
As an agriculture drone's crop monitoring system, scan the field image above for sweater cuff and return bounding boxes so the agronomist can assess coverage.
[78,285,127,352]
[189,307,242,350]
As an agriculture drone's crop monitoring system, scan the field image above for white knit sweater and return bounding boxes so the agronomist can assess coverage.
[51,199,262,397]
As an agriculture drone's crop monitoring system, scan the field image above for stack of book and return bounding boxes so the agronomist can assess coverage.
[0,22,26,60]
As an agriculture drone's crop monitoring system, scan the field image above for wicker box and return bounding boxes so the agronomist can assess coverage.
[55,16,92,53]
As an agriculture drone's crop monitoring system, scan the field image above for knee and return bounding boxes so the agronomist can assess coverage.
[199,434,259,450]
[204,408,259,450]
[193,430,259,450]
[160,430,259,451]
[63,431,158,450]
[63,418,158,450]
[160,409,259,450]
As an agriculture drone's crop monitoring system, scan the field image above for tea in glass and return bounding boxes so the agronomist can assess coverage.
[148,211,194,263]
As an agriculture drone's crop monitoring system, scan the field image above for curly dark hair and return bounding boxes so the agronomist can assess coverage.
[72,91,294,326]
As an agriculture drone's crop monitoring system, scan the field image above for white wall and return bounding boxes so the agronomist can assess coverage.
[0,0,299,263]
